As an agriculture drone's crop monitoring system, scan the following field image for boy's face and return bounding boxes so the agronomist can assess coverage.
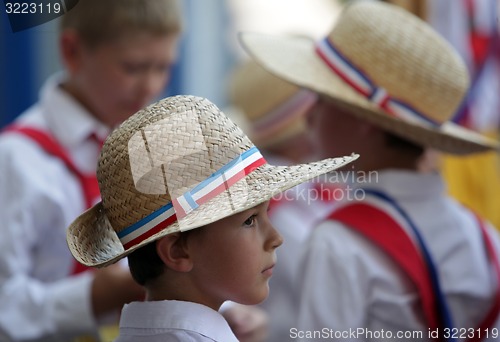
[188,201,283,308]
[66,31,180,127]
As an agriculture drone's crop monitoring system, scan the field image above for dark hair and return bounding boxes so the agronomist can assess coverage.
[127,241,164,286]
[384,132,425,158]
[127,230,195,286]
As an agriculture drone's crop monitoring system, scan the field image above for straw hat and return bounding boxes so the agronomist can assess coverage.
[239,1,498,155]
[66,95,358,267]
[228,59,316,148]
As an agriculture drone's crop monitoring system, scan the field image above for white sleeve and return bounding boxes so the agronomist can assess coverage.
[483,221,500,335]
[0,136,97,341]
[295,221,370,340]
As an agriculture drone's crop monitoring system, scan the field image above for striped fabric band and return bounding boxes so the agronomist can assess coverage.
[362,189,456,332]
[252,89,317,138]
[173,146,266,220]
[117,147,266,249]
[315,37,440,127]
[358,192,421,250]
[117,202,177,250]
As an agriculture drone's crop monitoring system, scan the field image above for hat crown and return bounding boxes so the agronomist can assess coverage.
[98,95,254,233]
[229,59,299,122]
[328,1,469,124]
[228,59,316,147]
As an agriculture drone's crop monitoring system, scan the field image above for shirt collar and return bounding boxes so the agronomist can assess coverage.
[348,169,446,200]
[120,300,239,342]
[40,73,110,149]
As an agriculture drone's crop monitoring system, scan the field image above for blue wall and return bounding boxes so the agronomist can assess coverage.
[0,9,37,128]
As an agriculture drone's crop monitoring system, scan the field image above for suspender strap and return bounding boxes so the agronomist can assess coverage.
[329,202,443,338]
[363,189,456,335]
[3,125,100,208]
[469,214,500,342]
[3,125,98,274]
[330,199,500,342]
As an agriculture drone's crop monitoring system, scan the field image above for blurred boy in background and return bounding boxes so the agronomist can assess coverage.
[0,0,182,340]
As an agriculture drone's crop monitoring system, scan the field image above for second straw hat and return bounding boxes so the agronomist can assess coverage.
[228,59,316,148]
[239,0,498,155]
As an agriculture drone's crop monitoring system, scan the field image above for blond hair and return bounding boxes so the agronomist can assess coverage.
[60,0,183,48]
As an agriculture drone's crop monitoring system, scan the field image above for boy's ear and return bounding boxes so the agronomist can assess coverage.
[59,29,83,75]
[156,233,193,272]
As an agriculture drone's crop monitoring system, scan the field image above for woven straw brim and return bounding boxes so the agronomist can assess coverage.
[67,154,358,267]
[239,32,499,155]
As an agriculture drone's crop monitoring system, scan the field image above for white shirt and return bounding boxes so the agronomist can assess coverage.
[0,75,109,341]
[115,300,239,342]
[296,170,500,342]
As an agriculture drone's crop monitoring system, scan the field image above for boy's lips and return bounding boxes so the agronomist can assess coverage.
[262,263,275,276]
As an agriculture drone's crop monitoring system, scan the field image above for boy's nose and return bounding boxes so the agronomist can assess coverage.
[141,71,170,100]
[268,224,283,250]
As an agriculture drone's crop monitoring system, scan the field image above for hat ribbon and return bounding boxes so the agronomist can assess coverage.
[315,37,440,127]
[117,146,267,249]
[252,89,317,138]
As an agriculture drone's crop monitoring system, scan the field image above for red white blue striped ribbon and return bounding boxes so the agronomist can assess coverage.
[362,189,455,333]
[252,89,317,138]
[315,37,441,127]
[173,146,266,219]
[117,146,266,249]
[356,192,421,250]
[117,202,177,250]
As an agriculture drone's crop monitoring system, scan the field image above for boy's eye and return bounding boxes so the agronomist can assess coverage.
[121,62,146,74]
[243,215,257,227]
[156,64,172,74]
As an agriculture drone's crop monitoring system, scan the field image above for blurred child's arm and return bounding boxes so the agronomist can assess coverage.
[90,264,144,317]
[221,302,269,342]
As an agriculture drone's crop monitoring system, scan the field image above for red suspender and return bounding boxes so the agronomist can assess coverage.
[329,203,442,337]
[330,203,500,341]
[3,125,100,274]
[469,214,500,342]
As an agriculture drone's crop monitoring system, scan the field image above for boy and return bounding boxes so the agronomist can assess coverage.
[0,0,182,340]
[240,1,500,340]
[66,95,358,341]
